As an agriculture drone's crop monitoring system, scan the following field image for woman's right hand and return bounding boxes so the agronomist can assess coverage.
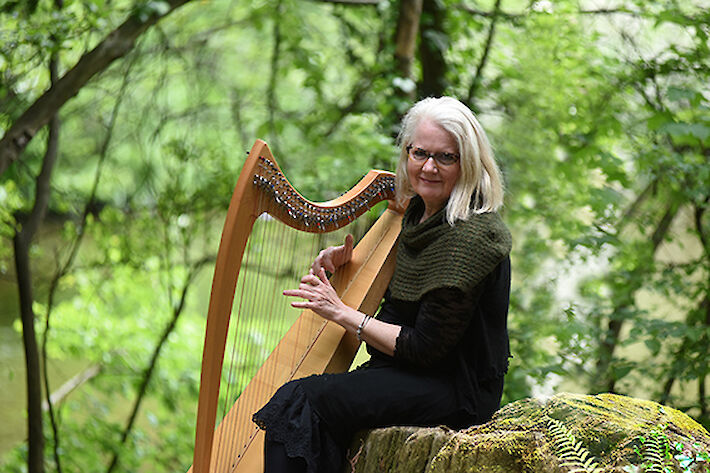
[310,234,354,275]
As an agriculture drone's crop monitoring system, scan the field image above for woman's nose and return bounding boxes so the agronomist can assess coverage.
[422,157,438,172]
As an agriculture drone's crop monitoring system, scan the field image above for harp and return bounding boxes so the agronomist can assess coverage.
[189,140,404,473]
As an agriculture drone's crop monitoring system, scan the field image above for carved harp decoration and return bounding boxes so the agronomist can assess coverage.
[190,140,404,473]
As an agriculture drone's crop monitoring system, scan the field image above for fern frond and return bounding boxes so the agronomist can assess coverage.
[545,417,603,473]
[638,428,672,473]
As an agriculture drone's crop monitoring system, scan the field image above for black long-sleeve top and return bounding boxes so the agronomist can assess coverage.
[367,255,511,414]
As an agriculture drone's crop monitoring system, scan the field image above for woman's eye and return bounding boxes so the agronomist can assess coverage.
[414,148,428,158]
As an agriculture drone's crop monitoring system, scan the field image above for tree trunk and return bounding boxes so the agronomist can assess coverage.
[266,0,284,161]
[14,234,45,473]
[417,0,447,98]
[593,201,678,393]
[394,0,423,86]
[13,47,63,471]
[467,0,502,110]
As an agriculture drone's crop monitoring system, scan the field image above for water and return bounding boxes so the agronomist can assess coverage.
[0,261,88,457]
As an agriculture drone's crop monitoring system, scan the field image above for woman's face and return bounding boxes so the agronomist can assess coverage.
[407,119,461,217]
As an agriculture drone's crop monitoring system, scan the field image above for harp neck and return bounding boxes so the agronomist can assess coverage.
[251,143,398,231]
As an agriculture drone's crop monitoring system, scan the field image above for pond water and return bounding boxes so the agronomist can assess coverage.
[0,324,89,457]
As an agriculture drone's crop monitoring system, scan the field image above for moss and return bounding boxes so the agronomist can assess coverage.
[345,393,710,473]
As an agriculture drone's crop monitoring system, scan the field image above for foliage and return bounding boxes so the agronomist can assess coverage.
[546,417,603,473]
[1,0,709,471]
[626,424,710,473]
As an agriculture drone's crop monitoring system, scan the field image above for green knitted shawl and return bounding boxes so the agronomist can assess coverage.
[388,196,512,301]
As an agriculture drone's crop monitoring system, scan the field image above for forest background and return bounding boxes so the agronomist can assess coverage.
[0,0,708,472]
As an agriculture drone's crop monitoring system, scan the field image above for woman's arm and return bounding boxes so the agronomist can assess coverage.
[283,268,401,355]
[393,286,482,368]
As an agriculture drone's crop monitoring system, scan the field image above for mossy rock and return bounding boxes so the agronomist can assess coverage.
[345,393,710,473]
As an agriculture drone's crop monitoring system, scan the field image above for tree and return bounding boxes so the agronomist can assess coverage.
[0,0,194,176]
[1,1,709,471]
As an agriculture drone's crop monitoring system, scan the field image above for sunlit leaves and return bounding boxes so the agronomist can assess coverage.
[132,0,170,22]
[1,0,710,469]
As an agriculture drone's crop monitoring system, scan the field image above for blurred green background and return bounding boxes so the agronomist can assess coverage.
[1,0,708,471]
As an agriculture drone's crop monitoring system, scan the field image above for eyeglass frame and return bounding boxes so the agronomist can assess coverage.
[406,145,460,166]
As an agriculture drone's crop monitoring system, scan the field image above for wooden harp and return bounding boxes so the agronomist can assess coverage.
[189,140,403,473]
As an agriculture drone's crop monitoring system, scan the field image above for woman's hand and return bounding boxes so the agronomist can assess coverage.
[310,234,353,275]
[284,267,401,355]
[283,268,352,323]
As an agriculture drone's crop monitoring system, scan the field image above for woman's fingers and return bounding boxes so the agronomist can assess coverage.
[283,288,313,299]
[341,234,353,264]
[310,234,354,275]
[323,254,336,273]
[284,267,344,319]
[293,272,332,296]
[312,248,336,274]
[290,300,311,309]
[317,267,330,285]
[300,273,321,286]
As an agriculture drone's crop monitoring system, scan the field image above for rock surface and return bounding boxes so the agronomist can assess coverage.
[345,393,710,473]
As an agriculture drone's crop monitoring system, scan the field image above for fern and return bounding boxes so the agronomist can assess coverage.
[546,417,603,473]
[638,429,673,473]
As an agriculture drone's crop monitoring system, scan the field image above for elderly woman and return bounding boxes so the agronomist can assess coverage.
[253,96,512,473]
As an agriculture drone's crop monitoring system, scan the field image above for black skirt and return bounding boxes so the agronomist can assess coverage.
[252,359,503,473]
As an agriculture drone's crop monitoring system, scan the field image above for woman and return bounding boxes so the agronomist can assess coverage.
[253,96,512,473]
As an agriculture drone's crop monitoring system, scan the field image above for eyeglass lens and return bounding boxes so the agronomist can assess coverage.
[408,146,459,165]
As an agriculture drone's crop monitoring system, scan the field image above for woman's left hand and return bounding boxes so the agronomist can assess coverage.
[283,268,349,323]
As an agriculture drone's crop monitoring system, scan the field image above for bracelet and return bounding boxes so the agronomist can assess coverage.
[356,314,371,342]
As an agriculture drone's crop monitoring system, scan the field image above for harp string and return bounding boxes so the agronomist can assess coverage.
[217,190,273,468]
[253,212,292,425]
[214,199,262,470]
[236,196,283,461]
[212,198,373,470]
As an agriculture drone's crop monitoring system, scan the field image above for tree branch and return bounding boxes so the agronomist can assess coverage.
[455,3,522,20]
[455,3,643,20]
[40,48,135,473]
[105,257,212,473]
[594,201,679,393]
[0,0,193,176]
[319,8,389,139]
[266,0,284,161]
[40,37,64,473]
[323,78,371,138]
[617,178,657,232]
[312,0,380,4]
[467,0,501,109]
[13,24,66,469]
[578,8,641,16]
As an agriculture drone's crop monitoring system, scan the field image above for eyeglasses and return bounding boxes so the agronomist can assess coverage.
[406,145,460,166]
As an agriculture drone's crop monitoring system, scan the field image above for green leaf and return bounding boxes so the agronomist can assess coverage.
[666,86,702,105]
[644,338,662,356]
[647,111,675,131]
[660,122,710,141]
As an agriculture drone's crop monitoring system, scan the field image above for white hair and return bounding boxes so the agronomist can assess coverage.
[395,96,504,225]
